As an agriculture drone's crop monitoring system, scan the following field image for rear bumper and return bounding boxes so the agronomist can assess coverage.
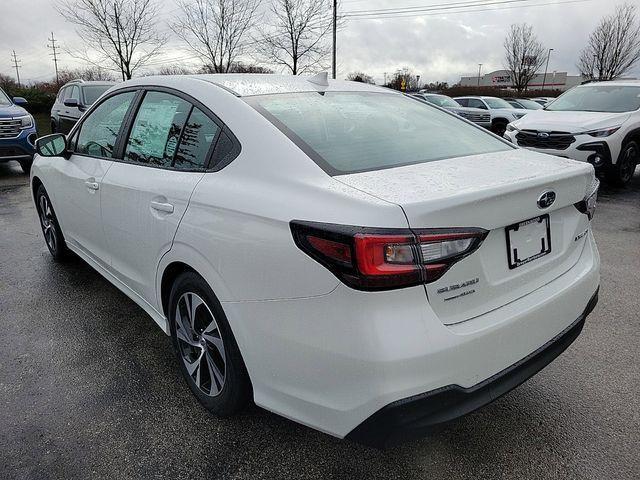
[346,288,598,448]
[224,231,599,440]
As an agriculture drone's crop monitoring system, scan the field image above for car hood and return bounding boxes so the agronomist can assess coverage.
[511,110,631,133]
[492,108,524,116]
[446,106,488,114]
[0,103,28,119]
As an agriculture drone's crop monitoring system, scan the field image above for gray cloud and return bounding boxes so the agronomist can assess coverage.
[0,0,637,84]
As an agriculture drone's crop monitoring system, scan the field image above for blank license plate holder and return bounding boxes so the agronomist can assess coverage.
[506,214,551,269]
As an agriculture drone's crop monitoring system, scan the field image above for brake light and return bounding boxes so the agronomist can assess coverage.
[291,221,487,291]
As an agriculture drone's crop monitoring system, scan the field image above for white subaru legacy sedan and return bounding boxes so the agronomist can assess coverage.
[31,74,600,448]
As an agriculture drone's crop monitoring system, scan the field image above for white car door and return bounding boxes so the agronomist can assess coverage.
[100,90,224,305]
[51,91,137,268]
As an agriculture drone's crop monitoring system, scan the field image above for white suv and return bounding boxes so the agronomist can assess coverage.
[504,81,640,185]
[454,96,528,136]
[31,74,600,448]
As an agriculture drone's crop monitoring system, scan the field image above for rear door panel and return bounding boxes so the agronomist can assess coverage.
[100,163,204,304]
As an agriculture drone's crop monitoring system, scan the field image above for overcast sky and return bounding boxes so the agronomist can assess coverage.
[1,0,638,85]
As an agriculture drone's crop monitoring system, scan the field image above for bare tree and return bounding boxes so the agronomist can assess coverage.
[56,0,167,80]
[155,65,194,75]
[577,3,640,81]
[172,0,260,74]
[58,66,116,83]
[346,71,375,84]
[384,67,420,92]
[503,23,546,92]
[257,0,333,75]
[198,61,273,73]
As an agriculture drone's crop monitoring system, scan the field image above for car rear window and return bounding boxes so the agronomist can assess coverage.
[82,85,112,105]
[248,92,512,175]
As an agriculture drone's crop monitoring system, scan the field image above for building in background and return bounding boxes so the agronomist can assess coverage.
[459,69,583,91]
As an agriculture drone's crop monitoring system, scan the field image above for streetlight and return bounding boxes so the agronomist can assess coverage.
[541,48,554,91]
[477,63,483,87]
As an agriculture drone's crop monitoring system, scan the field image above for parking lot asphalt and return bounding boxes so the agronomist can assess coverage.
[1,160,638,480]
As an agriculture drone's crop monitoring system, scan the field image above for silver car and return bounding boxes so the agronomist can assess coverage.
[413,93,491,128]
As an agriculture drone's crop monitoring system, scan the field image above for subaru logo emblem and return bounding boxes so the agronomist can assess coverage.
[537,132,550,139]
[537,191,556,209]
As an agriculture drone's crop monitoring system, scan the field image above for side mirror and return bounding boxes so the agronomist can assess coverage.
[13,96,28,106]
[36,134,67,157]
[64,98,79,108]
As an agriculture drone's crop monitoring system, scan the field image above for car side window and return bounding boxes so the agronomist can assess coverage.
[69,85,80,102]
[173,107,221,170]
[467,99,486,109]
[58,87,68,102]
[75,91,136,158]
[124,91,192,168]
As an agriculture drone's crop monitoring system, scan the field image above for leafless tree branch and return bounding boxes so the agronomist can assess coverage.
[503,23,546,93]
[577,3,640,81]
[172,0,261,74]
[256,0,333,75]
[56,0,167,80]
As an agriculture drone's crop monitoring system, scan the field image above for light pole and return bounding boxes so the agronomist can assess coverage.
[332,0,337,79]
[541,48,553,91]
[477,64,483,87]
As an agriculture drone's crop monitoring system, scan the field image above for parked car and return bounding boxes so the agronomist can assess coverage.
[413,93,491,128]
[454,96,527,136]
[504,80,640,185]
[504,98,544,110]
[31,74,600,448]
[0,87,37,173]
[530,97,556,106]
[51,79,115,134]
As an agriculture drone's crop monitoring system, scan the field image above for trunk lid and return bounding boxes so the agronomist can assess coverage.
[336,149,594,325]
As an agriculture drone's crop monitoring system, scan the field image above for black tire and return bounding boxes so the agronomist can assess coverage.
[491,120,508,137]
[19,158,33,175]
[50,121,57,133]
[169,271,252,416]
[607,140,638,186]
[35,184,68,261]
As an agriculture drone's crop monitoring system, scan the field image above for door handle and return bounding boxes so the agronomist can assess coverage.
[150,201,174,214]
[85,180,99,191]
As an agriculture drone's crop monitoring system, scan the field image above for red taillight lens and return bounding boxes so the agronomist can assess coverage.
[291,221,487,291]
[307,235,352,265]
[354,234,418,275]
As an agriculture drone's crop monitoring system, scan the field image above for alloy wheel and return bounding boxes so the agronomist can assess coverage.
[619,144,638,183]
[174,292,226,397]
[38,194,57,253]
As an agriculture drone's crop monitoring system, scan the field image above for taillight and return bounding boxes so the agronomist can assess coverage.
[574,178,599,221]
[291,221,487,291]
[417,231,486,282]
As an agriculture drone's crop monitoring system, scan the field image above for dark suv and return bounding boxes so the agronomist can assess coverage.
[0,87,37,173]
[51,79,115,134]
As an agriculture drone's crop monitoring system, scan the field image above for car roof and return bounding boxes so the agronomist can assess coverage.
[63,80,116,87]
[578,80,640,87]
[147,73,390,97]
